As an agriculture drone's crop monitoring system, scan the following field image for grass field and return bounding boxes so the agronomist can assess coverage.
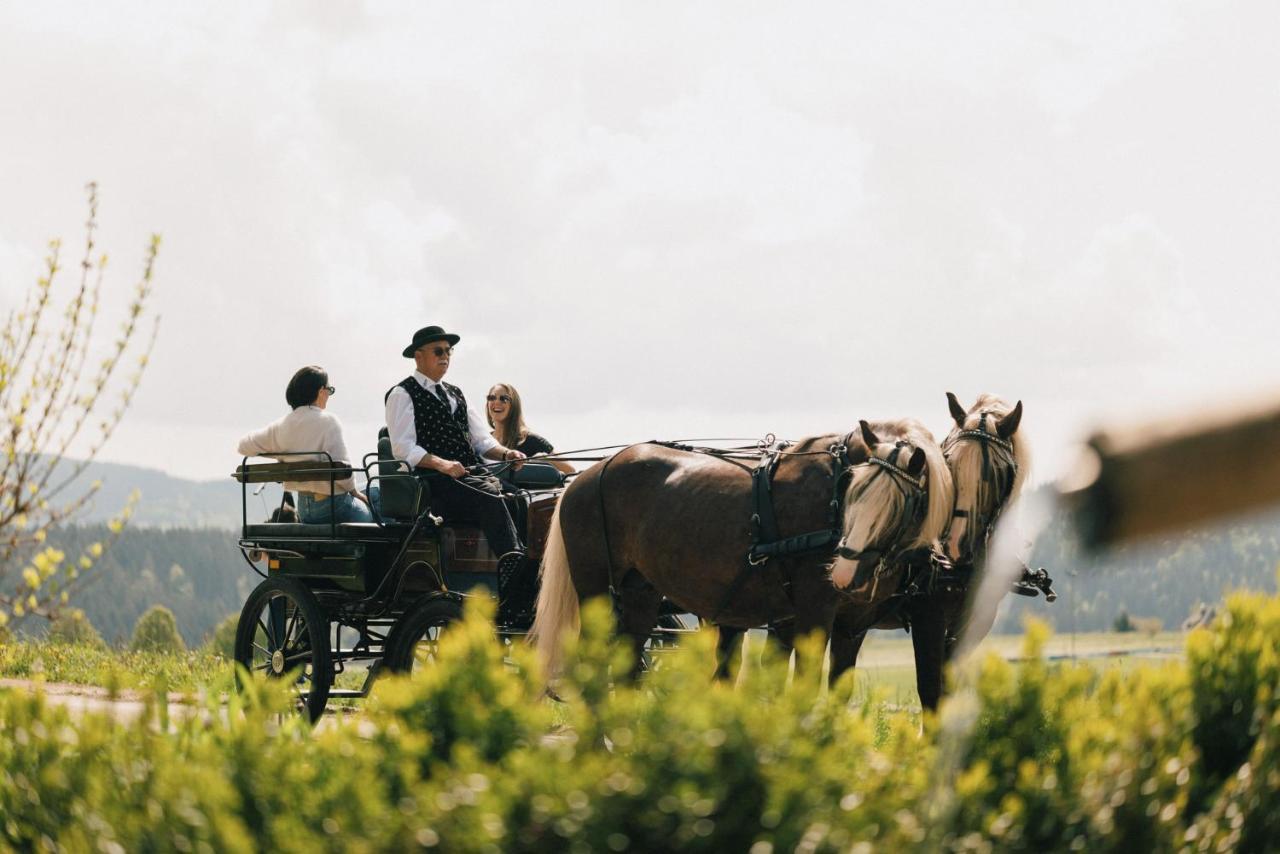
[724,627,1187,709]
[0,626,1187,712]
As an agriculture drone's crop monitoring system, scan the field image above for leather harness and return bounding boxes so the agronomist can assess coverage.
[713,434,927,622]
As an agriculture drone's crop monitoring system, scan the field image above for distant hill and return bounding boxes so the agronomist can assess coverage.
[997,493,1280,636]
[17,465,1280,646]
[49,457,259,530]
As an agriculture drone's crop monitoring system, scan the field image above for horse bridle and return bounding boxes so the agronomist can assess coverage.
[942,410,1018,566]
[834,439,928,566]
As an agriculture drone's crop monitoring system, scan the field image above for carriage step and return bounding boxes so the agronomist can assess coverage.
[327,689,369,700]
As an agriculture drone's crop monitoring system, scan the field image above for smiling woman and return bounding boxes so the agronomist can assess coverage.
[486,382,574,475]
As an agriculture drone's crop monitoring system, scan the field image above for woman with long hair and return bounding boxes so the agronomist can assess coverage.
[485,383,574,475]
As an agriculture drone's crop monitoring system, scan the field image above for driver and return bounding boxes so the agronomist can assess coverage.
[384,325,527,560]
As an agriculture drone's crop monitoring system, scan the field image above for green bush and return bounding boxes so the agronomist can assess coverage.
[2,586,1279,850]
[1113,610,1134,632]
[129,604,186,654]
[204,612,238,660]
[46,609,106,649]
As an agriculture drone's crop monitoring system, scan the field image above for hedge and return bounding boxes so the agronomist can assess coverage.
[2,587,1278,851]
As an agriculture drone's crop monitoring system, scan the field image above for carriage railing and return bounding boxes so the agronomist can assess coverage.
[232,451,354,538]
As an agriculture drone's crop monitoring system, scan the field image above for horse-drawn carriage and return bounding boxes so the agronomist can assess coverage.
[234,393,1057,721]
[231,433,692,719]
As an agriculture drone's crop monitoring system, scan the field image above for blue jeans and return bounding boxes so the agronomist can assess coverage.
[297,491,374,524]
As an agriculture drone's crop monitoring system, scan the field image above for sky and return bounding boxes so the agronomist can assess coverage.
[2,1,1279,485]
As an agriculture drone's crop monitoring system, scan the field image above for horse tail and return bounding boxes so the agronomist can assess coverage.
[528,500,579,679]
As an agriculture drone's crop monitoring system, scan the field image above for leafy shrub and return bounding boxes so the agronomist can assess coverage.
[130,604,185,654]
[1113,610,1134,632]
[204,612,238,660]
[46,609,105,649]
[1,587,1279,850]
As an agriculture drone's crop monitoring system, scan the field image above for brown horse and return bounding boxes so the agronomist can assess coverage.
[529,419,954,678]
[825,393,1028,710]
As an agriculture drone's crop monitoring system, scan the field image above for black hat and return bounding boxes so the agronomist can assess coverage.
[402,325,461,358]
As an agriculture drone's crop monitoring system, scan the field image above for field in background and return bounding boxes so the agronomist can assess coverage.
[0,626,1188,706]
[724,628,1187,709]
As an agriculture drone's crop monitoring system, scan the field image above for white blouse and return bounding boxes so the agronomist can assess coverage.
[236,405,359,495]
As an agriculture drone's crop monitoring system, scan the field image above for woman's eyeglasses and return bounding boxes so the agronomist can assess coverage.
[486,394,512,404]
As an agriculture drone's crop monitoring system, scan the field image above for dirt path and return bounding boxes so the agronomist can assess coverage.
[0,678,198,722]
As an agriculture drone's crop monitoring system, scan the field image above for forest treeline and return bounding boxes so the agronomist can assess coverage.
[14,500,1280,645]
[1000,498,1280,633]
[15,526,252,647]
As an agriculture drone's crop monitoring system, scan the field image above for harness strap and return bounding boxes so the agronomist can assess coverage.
[749,449,783,558]
[751,529,842,558]
[712,435,851,622]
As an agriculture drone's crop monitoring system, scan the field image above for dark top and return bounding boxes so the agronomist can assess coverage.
[514,433,554,457]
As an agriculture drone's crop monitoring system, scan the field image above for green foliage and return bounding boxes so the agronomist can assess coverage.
[1,589,1280,850]
[1113,609,1134,632]
[0,639,224,692]
[46,608,105,648]
[1185,588,1280,812]
[130,604,185,654]
[0,184,160,629]
[205,612,239,659]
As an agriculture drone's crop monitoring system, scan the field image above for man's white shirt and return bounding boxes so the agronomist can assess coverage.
[384,370,499,468]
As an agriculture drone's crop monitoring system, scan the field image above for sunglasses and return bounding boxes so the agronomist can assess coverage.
[486,394,512,404]
[425,346,453,357]
[324,385,336,395]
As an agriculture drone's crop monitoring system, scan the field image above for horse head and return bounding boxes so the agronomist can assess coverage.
[941,392,1028,565]
[830,418,954,591]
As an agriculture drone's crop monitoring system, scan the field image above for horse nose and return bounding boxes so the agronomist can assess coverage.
[831,557,859,589]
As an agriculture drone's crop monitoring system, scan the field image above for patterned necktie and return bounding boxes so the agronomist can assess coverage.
[433,384,451,411]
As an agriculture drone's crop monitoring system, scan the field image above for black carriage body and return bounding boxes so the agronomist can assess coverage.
[232,451,556,626]
[231,448,693,720]
[241,523,502,600]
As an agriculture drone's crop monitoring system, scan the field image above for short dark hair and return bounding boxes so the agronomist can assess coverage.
[286,366,329,409]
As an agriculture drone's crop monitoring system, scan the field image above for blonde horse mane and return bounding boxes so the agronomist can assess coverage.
[841,418,953,552]
[942,394,1031,532]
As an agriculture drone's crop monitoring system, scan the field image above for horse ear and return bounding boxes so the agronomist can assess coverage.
[859,420,880,449]
[946,391,967,426]
[996,400,1023,439]
[906,447,927,477]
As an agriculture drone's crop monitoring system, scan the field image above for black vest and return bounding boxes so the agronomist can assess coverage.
[392,377,480,467]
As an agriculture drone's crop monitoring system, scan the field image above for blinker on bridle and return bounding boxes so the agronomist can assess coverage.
[835,440,927,562]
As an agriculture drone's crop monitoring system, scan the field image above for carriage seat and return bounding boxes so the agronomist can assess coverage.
[242,522,403,541]
[374,428,428,521]
[503,461,565,490]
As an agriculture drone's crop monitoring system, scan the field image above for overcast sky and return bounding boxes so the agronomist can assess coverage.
[2,2,1278,485]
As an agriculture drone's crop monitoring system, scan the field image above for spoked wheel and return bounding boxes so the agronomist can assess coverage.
[234,576,333,722]
[384,596,463,675]
[640,611,698,673]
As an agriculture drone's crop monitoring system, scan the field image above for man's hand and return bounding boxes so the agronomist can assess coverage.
[423,456,466,478]
[506,449,527,470]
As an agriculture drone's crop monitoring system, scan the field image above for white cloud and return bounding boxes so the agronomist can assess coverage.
[1,1,1277,486]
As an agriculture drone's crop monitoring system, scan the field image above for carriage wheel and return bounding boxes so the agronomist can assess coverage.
[234,576,333,722]
[383,596,463,675]
[640,612,692,672]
